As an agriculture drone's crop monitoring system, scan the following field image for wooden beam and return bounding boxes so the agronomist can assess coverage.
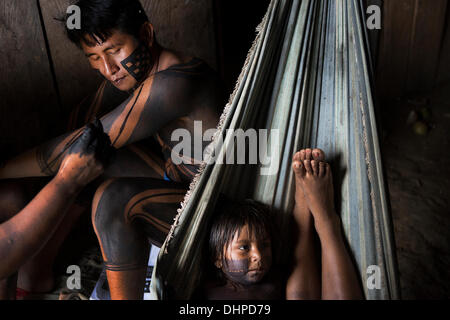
[376,0,416,100]
[405,0,448,94]
[38,0,103,115]
[376,0,448,100]
[436,7,450,86]
[141,0,217,70]
[0,0,61,156]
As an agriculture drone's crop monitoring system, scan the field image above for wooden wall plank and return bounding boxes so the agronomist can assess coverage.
[142,0,217,70]
[437,8,450,86]
[0,0,60,156]
[405,0,447,94]
[40,0,218,115]
[38,0,103,115]
[376,0,416,100]
[376,0,448,100]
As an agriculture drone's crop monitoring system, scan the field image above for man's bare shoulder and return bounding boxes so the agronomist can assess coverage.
[158,50,193,71]
[138,50,193,87]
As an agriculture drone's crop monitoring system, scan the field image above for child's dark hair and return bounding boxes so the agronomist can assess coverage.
[208,195,276,269]
[65,0,149,47]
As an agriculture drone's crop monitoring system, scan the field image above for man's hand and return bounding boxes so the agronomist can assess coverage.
[56,119,113,190]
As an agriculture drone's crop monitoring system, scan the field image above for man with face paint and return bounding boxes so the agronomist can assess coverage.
[0,0,223,299]
[0,121,110,299]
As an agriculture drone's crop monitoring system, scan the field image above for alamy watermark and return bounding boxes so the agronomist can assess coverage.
[366,265,381,290]
[66,265,81,290]
[66,5,81,30]
[366,5,381,30]
[171,121,280,176]
[66,4,380,31]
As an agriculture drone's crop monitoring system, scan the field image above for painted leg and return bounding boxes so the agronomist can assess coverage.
[92,177,187,300]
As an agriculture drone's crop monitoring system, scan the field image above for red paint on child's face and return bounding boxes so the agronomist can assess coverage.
[221,224,272,285]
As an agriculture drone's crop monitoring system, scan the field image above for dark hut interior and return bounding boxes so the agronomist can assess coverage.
[0,0,449,300]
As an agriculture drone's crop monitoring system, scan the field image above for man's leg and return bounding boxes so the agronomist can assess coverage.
[0,181,30,299]
[92,177,187,300]
[6,80,130,294]
[15,141,166,294]
[16,203,87,293]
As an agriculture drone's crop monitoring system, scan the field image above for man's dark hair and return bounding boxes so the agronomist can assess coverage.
[208,195,276,267]
[65,0,149,47]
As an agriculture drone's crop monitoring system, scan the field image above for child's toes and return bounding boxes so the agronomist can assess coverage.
[312,148,325,161]
[305,148,312,161]
[299,149,306,161]
[325,163,333,182]
[292,159,305,177]
[303,159,313,175]
[319,161,325,177]
[293,151,302,164]
[311,160,319,176]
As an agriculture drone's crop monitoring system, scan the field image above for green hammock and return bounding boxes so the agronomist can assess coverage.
[150,0,400,300]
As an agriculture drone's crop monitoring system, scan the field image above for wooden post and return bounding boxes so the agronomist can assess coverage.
[376,0,448,101]
[0,0,61,156]
[38,0,103,115]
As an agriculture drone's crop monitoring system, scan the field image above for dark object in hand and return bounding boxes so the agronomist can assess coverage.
[68,118,116,167]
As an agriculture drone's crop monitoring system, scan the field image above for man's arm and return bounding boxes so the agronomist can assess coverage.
[0,123,106,279]
[0,73,193,179]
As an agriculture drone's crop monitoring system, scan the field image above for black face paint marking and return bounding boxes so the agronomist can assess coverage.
[121,45,152,81]
[222,258,257,286]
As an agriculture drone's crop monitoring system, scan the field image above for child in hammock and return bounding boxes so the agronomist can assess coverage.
[203,148,363,300]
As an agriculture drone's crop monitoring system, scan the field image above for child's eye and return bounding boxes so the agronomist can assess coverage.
[239,245,249,251]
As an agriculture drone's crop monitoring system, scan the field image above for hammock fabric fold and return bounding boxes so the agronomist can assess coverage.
[150,0,400,300]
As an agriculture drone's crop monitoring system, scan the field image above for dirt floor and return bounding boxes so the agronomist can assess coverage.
[380,82,450,299]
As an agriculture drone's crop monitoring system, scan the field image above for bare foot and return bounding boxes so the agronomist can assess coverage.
[292,148,337,229]
[292,149,325,222]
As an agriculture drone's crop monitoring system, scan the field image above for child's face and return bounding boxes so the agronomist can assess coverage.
[218,224,272,285]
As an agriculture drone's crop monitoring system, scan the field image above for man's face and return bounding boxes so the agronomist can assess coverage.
[81,30,141,91]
